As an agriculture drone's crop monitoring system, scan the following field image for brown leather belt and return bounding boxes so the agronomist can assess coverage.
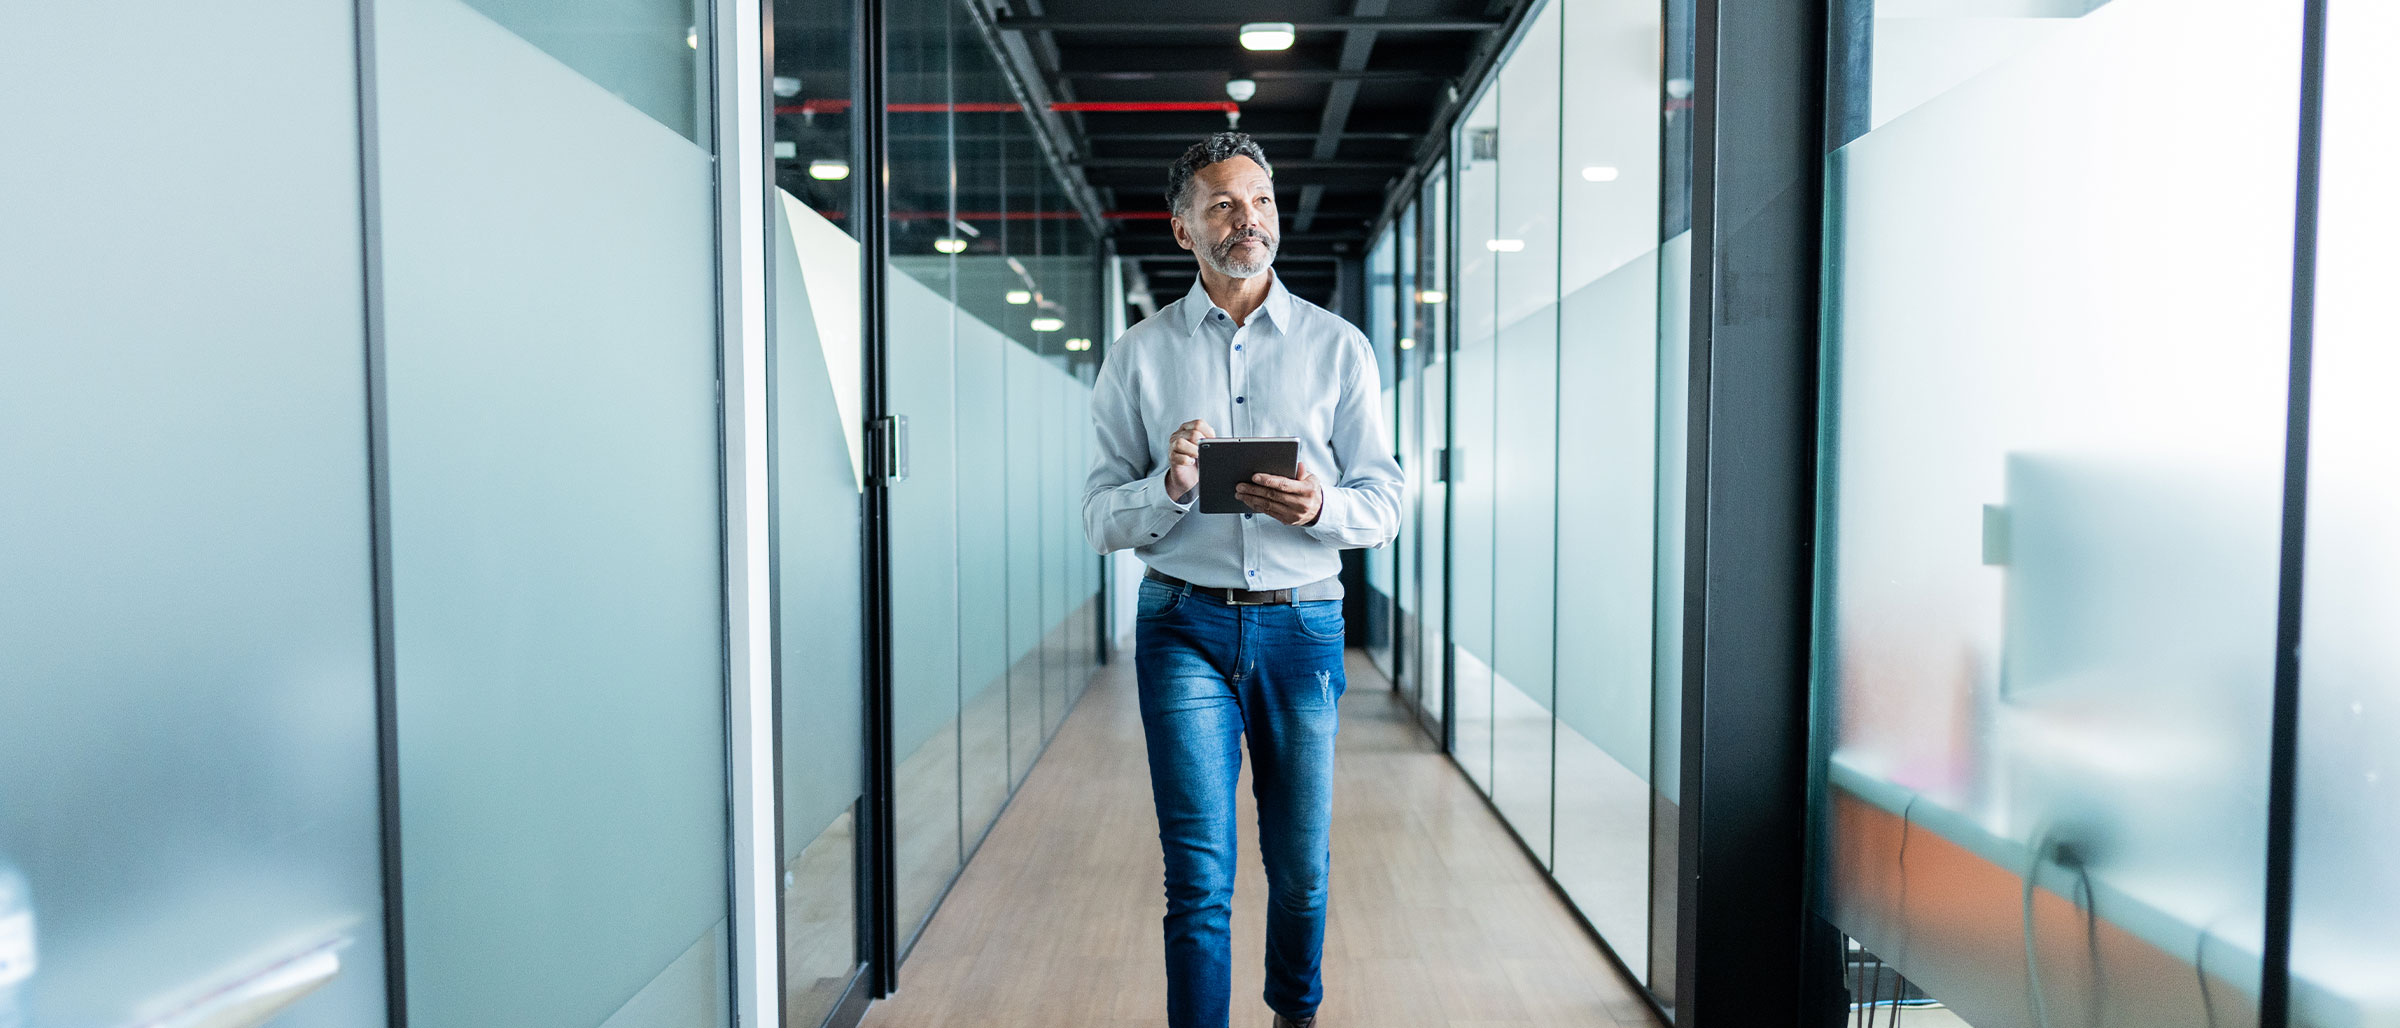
[1144,567,1318,606]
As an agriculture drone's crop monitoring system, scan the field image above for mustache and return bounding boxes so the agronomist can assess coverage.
[1212,229,1275,258]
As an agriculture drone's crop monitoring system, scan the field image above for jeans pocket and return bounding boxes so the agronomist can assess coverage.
[1291,600,1345,642]
[1136,579,1184,621]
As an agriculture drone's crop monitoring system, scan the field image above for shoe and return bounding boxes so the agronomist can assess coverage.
[1272,1014,1316,1028]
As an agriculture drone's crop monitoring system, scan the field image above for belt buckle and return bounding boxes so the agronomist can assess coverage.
[1223,588,1269,606]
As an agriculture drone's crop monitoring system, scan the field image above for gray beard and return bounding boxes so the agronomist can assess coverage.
[1201,230,1277,278]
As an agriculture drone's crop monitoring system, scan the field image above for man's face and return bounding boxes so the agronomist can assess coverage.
[1172,156,1279,279]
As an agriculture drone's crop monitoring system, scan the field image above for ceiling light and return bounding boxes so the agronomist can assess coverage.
[1581,165,1620,182]
[1031,316,1066,332]
[1239,22,1296,51]
[1225,78,1257,103]
[773,141,797,160]
[1417,290,1447,304]
[686,26,699,49]
[1066,338,1092,351]
[1399,337,1416,350]
[773,76,803,98]
[1005,290,1033,305]
[935,238,968,254]
[808,159,851,181]
[1485,239,1525,253]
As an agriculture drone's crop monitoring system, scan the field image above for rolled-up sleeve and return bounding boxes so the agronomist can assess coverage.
[1303,333,1403,550]
[1083,346,1191,554]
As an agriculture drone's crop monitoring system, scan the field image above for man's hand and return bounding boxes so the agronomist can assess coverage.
[1164,419,1215,503]
[1236,461,1323,527]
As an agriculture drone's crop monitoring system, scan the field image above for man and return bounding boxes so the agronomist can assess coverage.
[1082,132,1403,1028]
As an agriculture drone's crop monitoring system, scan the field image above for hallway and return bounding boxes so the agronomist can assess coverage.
[863,652,1661,1028]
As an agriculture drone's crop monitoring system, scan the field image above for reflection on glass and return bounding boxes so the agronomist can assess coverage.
[1415,170,1452,736]
[1451,89,1502,794]
[1812,0,2302,1024]
[773,0,855,233]
[887,0,963,948]
[1488,0,1561,863]
[1547,0,1667,978]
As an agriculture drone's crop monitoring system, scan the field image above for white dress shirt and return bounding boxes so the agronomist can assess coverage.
[1082,274,1403,591]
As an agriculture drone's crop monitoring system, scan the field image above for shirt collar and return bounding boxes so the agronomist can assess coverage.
[1178,271,1294,335]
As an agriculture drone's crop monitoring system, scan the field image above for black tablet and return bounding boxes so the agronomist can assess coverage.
[1195,437,1301,514]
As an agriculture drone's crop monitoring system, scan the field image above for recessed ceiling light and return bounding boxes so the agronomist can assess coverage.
[773,76,803,98]
[809,159,851,181]
[1399,337,1417,350]
[1485,238,1525,252]
[935,238,968,254]
[1225,78,1257,103]
[686,26,699,50]
[1417,290,1447,304]
[1066,338,1092,351]
[1581,165,1620,182]
[1031,316,1066,332]
[1005,290,1033,305]
[773,141,797,160]
[1239,22,1296,51]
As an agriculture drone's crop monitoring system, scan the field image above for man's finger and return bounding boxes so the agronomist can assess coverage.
[1247,473,1313,496]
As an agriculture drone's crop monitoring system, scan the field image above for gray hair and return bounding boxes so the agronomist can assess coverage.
[1164,132,1273,216]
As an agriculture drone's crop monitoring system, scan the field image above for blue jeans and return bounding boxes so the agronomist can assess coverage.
[1133,576,1347,1028]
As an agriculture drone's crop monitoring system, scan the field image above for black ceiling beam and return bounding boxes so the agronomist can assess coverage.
[994,16,1502,33]
[1296,0,1386,233]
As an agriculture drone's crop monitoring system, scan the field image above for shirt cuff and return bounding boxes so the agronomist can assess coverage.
[1302,486,1351,545]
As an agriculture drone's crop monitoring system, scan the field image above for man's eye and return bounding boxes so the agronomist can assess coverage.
[1259,197,1274,205]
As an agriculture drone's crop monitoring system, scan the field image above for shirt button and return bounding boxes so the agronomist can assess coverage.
[1236,396,1245,404]
[1234,344,1242,351]
[1243,513,1253,520]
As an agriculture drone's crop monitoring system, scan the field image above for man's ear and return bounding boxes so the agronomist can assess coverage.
[1169,211,1194,252]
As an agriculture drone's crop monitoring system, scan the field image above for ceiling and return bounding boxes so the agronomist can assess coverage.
[984,0,1526,314]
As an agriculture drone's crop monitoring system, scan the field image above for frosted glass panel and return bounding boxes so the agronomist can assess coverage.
[1488,0,1561,860]
[889,268,963,939]
[1814,0,2300,1024]
[1552,254,1660,971]
[2292,4,2400,1024]
[958,314,1015,843]
[0,3,387,1022]
[1452,90,1502,795]
[1007,345,1046,785]
[374,0,729,1023]
[770,196,865,1026]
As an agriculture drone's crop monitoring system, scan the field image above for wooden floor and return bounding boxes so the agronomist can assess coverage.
[861,649,1664,1028]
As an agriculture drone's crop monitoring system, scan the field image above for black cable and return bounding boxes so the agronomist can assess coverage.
[2195,920,2223,1028]
[2023,831,2055,1028]
[2071,859,2103,1026]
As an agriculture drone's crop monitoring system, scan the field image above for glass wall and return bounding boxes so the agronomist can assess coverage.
[1365,226,1402,684]
[1407,0,1675,995]
[1451,83,1501,797]
[2291,5,2395,1027]
[1,4,390,1022]
[874,0,1109,969]
[1409,170,1452,738]
[2284,4,2400,1023]
[372,0,732,1023]
[1810,0,2306,1024]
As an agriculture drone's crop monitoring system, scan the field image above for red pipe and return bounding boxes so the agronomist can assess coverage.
[776,99,1237,116]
